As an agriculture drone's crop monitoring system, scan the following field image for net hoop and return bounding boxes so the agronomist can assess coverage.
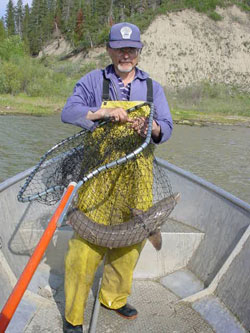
[17,102,154,203]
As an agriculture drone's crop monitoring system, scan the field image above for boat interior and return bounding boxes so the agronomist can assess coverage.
[0,158,250,332]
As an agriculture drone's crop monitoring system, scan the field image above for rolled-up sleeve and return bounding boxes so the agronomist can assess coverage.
[61,71,102,131]
[153,81,173,144]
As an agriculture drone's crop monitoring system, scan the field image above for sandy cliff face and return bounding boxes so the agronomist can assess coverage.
[41,6,250,91]
[140,6,250,91]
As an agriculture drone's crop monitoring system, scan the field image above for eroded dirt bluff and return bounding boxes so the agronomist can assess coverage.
[140,6,250,91]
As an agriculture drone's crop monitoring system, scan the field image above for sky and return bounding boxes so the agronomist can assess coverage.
[0,0,32,20]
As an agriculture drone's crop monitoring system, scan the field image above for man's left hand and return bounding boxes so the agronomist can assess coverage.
[130,117,161,142]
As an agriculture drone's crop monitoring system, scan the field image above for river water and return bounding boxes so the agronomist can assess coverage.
[0,114,250,204]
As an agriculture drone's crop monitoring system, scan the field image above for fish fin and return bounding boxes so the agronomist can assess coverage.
[148,230,162,251]
[173,192,181,202]
[65,208,76,226]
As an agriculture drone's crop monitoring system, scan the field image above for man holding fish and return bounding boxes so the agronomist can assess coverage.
[61,22,173,332]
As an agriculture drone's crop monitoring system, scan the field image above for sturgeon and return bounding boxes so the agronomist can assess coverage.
[67,193,180,250]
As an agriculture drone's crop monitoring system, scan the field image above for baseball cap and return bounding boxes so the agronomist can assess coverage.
[108,22,143,49]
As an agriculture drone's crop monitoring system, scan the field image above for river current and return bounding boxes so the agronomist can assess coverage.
[0,114,249,204]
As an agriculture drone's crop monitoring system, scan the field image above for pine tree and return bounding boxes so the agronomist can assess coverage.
[95,0,111,25]
[108,0,114,26]
[61,0,75,30]
[15,0,24,36]
[28,0,44,55]
[55,0,63,29]
[28,0,54,54]
[5,0,16,36]
[47,0,57,40]
[75,8,84,40]
[48,0,56,12]
[0,18,7,41]
[22,4,30,52]
[81,2,94,48]
[68,0,82,37]
[40,0,50,42]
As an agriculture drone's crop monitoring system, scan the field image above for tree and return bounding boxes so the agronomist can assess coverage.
[75,8,84,40]
[5,0,16,36]
[61,0,75,30]
[1,0,174,55]
[108,0,114,26]
[22,4,30,52]
[28,0,54,55]
[0,18,7,41]
[15,0,24,36]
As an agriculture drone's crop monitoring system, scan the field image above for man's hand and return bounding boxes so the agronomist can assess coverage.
[130,117,161,142]
[87,108,129,123]
[130,117,148,137]
[87,110,161,142]
[101,108,129,123]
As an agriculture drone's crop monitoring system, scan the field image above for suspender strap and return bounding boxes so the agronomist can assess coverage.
[102,72,154,102]
[146,77,153,103]
[102,75,110,101]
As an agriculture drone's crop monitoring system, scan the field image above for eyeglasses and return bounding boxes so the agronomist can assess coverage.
[114,48,139,56]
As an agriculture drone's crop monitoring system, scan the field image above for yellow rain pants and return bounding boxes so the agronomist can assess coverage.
[64,101,154,326]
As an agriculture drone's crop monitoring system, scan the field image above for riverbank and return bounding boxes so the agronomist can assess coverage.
[1,93,250,127]
[0,94,63,116]
[172,109,250,127]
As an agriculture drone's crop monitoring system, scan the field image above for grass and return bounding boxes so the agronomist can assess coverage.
[1,54,249,126]
[0,94,65,116]
[1,82,250,127]
[166,82,250,125]
[171,108,250,126]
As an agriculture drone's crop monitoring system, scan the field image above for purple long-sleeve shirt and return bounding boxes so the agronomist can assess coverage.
[61,64,173,144]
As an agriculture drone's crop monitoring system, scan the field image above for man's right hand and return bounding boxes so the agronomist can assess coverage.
[87,108,129,123]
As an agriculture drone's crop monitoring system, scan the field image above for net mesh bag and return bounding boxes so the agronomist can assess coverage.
[17,102,176,249]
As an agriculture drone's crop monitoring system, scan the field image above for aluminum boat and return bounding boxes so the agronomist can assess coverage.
[0,158,249,332]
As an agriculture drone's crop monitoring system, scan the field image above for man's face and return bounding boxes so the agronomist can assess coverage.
[107,47,140,74]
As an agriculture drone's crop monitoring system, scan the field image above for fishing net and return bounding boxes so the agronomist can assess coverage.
[17,101,175,250]
[5,101,179,333]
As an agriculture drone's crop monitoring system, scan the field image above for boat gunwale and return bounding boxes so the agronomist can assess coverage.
[0,167,34,193]
[156,157,250,213]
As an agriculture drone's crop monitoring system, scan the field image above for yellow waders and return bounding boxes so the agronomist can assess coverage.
[64,101,154,325]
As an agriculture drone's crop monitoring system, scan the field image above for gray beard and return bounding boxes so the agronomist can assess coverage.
[117,64,134,73]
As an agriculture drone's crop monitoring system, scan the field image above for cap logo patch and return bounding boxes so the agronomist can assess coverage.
[120,26,132,39]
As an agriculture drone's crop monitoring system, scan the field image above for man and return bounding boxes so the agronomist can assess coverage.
[61,22,173,332]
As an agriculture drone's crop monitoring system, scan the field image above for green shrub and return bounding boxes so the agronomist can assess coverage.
[0,36,26,61]
[208,11,223,20]
[0,62,22,94]
[96,26,110,45]
[50,60,82,78]
[0,53,75,97]
[25,65,70,97]
[185,0,218,12]
[166,82,250,117]
[80,62,97,75]
[96,53,110,68]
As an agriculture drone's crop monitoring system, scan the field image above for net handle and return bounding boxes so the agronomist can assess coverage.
[0,182,77,333]
[17,102,155,203]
